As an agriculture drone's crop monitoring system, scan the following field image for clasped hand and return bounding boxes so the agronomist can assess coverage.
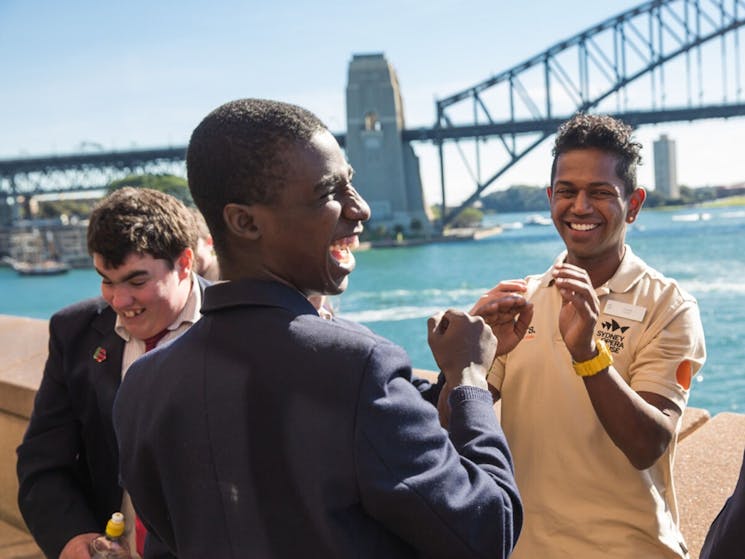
[427,309,495,390]
[469,279,534,356]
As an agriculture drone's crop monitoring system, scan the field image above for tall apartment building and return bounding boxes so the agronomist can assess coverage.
[653,134,679,199]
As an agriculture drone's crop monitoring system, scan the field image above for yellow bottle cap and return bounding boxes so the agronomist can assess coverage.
[105,512,125,538]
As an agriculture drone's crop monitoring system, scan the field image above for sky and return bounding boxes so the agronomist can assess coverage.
[1,0,744,205]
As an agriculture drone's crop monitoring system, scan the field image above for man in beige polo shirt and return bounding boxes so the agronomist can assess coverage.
[471,113,706,558]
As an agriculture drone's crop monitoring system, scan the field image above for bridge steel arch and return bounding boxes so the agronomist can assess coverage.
[433,0,745,229]
[0,133,348,225]
[0,147,189,223]
[2,1,744,230]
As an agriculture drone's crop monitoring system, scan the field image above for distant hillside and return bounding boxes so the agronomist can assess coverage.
[477,184,741,213]
[480,185,549,212]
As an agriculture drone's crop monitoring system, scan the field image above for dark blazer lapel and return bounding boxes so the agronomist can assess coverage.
[90,305,125,457]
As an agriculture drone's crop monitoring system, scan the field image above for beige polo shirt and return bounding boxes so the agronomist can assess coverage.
[488,246,706,559]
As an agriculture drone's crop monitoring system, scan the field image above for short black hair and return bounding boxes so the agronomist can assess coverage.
[87,187,197,269]
[186,98,328,254]
[550,113,642,196]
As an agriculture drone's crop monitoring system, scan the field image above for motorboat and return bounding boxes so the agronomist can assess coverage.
[672,212,712,222]
[12,259,71,276]
[524,214,552,226]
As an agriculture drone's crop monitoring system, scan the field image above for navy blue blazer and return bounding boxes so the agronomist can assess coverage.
[699,446,745,559]
[114,279,522,559]
[17,277,209,558]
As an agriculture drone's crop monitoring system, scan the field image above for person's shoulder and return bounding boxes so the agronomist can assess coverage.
[306,315,394,347]
[633,256,698,304]
[46,298,116,354]
[328,316,378,337]
[50,296,111,326]
[291,315,405,364]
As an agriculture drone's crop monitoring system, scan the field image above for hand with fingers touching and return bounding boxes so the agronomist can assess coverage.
[470,280,534,356]
[470,279,528,312]
[551,262,601,362]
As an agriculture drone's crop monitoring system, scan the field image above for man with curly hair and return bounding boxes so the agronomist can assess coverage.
[471,113,706,558]
[17,187,210,559]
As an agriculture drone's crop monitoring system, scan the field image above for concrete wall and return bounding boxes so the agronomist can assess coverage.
[0,315,47,558]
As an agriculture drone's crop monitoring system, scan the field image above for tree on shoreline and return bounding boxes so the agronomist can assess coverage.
[108,174,192,205]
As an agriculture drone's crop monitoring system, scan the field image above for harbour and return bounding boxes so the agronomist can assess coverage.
[2,206,743,416]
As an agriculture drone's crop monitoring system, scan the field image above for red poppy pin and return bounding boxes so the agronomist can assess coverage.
[93,346,107,363]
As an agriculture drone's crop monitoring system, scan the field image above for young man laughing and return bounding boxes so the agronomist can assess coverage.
[113,98,524,559]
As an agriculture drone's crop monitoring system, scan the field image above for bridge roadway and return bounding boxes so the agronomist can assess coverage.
[2,102,745,198]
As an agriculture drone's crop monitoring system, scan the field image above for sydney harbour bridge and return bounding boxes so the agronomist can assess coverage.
[1,0,744,230]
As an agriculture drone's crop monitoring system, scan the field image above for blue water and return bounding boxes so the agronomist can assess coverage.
[2,207,744,415]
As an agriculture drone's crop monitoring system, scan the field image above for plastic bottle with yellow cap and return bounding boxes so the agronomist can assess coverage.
[89,512,131,558]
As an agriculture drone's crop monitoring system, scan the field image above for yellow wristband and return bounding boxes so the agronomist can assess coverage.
[572,339,613,377]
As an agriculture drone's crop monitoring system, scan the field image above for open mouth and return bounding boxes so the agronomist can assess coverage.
[329,235,360,267]
[121,309,145,319]
[568,222,599,231]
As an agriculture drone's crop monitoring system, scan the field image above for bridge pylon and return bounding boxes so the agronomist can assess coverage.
[345,53,434,237]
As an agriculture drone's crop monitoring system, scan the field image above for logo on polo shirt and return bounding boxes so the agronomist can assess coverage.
[525,325,536,340]
[602,319,629,333]
[597,319,630,353]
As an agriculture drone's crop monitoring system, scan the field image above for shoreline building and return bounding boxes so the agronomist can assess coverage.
[345,53,432,236]
[653,134,679,199]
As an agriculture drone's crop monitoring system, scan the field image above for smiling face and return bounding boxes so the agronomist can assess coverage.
[251,129,370,296]
[94,250,193,340]
[548,148,645,283]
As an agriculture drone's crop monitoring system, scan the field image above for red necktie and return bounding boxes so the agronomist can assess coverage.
[143,328,170,352]
[135,328,170,556]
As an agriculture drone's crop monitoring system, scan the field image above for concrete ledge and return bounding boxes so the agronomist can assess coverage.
[0,315,47,420]
[0,520,41,559]
[1,326,742,559]
[0,315,47,557]
[676,412,745,559]
[0,413,31,532]
[412,368,438,383]
[679,406,711,441]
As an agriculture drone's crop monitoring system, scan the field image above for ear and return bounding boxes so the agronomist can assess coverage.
[546,186,553,203]
[627,187,646,223]
[223,203,262,241]
[176,247,194,280]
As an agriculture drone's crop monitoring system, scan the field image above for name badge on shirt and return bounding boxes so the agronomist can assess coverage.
[604,300,646,322]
